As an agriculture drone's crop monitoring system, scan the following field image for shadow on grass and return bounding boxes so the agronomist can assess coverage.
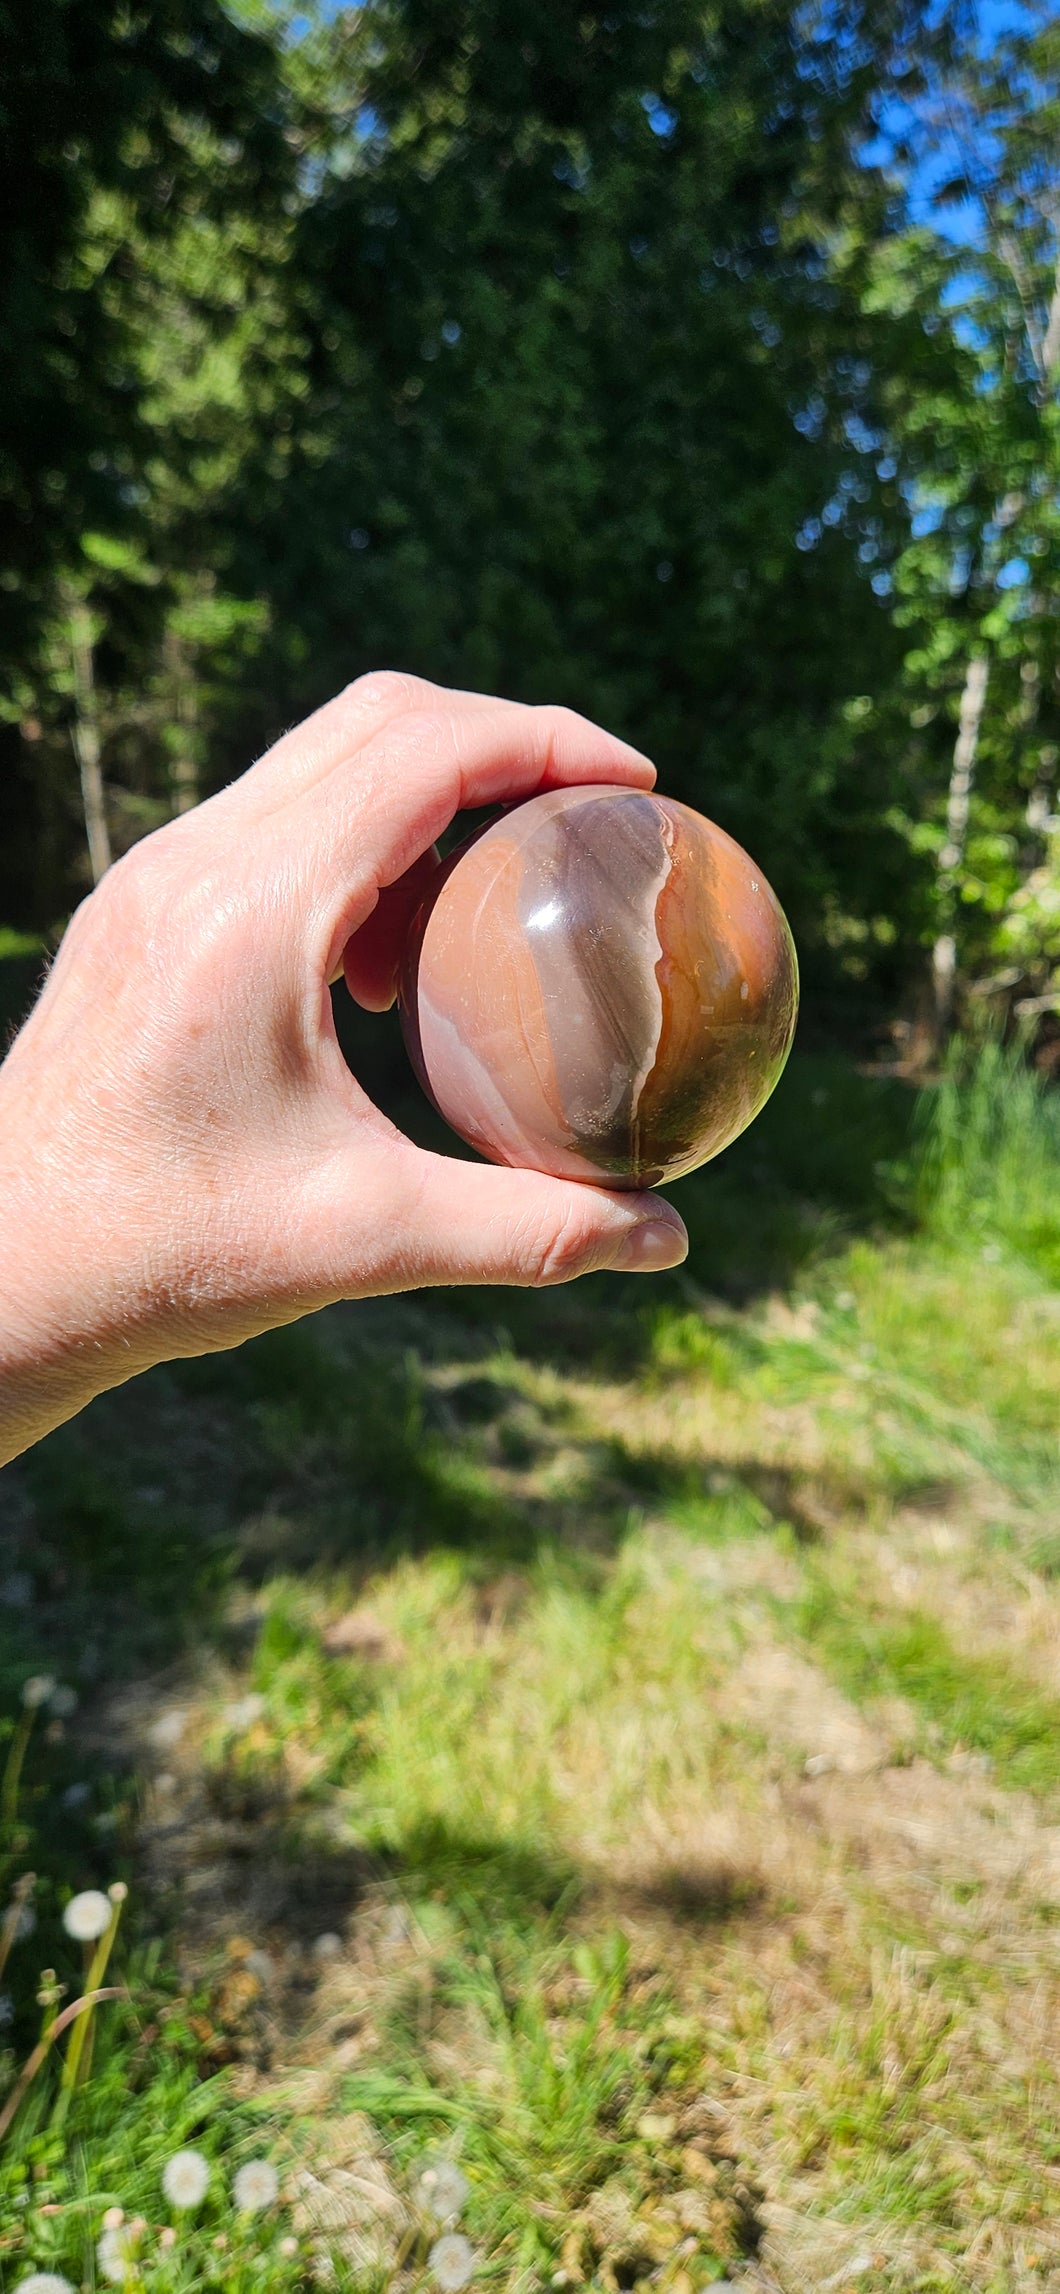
[0,976,917,1743]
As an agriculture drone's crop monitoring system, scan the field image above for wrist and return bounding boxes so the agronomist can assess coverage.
[0,1063,150,1464]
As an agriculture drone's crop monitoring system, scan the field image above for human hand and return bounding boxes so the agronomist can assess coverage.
[0,674,687,1462]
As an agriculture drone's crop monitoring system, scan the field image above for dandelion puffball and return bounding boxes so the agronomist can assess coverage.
[62,1890,111,1943]
[22,1674,55,1709]
[96,2228,138,2285]
[232,2158,279,2212]
[162,2148,211,2208]
[17,2277,77,2294]
[429,2232,477,2291]
[419,2161,470,2220]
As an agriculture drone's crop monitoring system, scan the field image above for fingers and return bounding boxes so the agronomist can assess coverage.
[245,670,452,801]
[325,1144,688,1293]
[249,673,654,823]
[348,694,656,885]
[306,691,656,974]
[342,846,442,1012]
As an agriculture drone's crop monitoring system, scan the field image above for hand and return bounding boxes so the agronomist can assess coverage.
[0,674,687,1462]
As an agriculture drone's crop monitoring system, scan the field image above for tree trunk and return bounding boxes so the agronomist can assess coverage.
[66,595,111,885]
[164,623,201,815]
[931,652,989,1040]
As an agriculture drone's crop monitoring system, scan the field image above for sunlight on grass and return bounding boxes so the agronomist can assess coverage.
[794,1579,1060,1798]
[1,1049,1058,2288]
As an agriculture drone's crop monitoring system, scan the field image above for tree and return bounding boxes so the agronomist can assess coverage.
[228,0,955,979]
[0,0,295,914]
[878,3,1060,1041]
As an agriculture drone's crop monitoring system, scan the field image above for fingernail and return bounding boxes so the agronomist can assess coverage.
[608,1218,688,1274]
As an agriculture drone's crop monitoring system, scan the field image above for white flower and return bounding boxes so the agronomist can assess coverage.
[233,2158,279,2212]
[97,2227,138,2284]
[311,1932,342,1961]
[62,1890,111,1943]
[429,2233,477,2291]
[22,1675,55,1709]
[279,2236,299,2256]
[419,2160,470,2221]
[17,2277,77,2294]
[162,2148,210,2208]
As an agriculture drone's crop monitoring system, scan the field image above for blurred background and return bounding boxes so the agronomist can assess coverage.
[0,5,1059,2291]
[2,0,1059,1056]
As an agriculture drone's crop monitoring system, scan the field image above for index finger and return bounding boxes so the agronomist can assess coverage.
[309,689,657,906]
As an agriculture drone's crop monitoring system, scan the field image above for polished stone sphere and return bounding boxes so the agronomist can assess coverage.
[398,785,798,1188]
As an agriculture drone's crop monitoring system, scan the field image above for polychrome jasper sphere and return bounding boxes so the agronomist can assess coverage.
[398,785,798,1189]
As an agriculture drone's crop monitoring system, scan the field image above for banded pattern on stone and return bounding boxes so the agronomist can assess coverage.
[399,785,798,1188]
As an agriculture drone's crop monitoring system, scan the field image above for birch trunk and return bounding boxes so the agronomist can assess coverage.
[66,594,111,886]
[931,651,989,1039]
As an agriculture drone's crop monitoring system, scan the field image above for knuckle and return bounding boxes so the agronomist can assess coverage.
[345,668,435,713]
[84,840,164,939]
[521,1201,595,1288]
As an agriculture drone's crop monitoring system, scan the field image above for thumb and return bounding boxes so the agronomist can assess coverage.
[366,1146,689,1291]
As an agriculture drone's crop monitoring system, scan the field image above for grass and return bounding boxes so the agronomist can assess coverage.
[794,1581,1060,1796]
[0,1028,1058,2291]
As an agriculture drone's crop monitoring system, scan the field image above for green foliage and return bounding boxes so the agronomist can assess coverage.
[5,0,1045,1001]
[911,1035,1060,1278]
[0,1060,1058,2280]
[796,1578,1060,1796]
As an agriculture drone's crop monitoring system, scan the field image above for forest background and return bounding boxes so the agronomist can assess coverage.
[2,8,1060,2294]
[2,0,1059,1050]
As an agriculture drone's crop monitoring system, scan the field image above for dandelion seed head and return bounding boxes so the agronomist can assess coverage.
[162,2148,210,2208]
[159,2228,177,2250]
[17,2276,77,2293]
[311,1931,342,1961]
[49,1685,78,1718]
[429,2232,477,2290]
[419,2161,469,2221]
[101,2207,125,2231]
[97,2227,138,2283]
[62,1889,111,1942]
[279,2236,299,2256]
[22,1675,55,1709]
[108,1882,128,1905]
[233,2159,279,2212]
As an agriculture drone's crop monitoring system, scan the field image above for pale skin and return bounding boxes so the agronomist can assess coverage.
[0,674,688,1467]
